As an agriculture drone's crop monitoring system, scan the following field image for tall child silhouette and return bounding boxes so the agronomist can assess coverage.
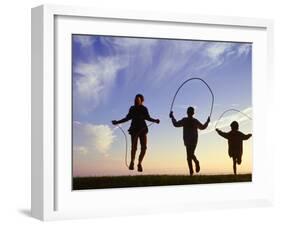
[216,121,252,175]
[112,94,160,172]
[170,107,210,176]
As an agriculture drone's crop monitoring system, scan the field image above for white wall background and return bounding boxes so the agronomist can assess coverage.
[0,0,280,225]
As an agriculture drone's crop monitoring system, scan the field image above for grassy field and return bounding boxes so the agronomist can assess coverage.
[73,174,252,190]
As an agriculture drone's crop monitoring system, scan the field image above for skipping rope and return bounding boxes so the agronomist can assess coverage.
[170,77,215,118]
[214,108,252,129]
[116,122,155,169]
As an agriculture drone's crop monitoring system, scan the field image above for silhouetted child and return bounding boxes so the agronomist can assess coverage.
[216,121,252,175]
[169,107,210,176]
[112,94,160,172]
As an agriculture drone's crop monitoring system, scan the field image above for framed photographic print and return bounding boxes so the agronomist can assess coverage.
[31,4,274,221]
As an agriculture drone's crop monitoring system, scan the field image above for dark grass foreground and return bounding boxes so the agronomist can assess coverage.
[73,174,252,190]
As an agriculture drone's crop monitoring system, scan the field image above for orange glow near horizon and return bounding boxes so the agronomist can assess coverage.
[73,126,253,177]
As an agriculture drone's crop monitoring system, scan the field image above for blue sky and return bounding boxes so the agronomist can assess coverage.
[72,35,252,177]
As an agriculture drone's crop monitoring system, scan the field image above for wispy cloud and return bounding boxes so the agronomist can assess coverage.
[175,104,198,110]
[110,37,157,49]
[205,43,233,67]
[195,42,251,74]
[100,36,159,85]
[99,37,203,84]
[237,44,251,56]
[231,103,239,107]
[73,122,116,156]
[73,35,96,48]
[150,41,251,82]
[73,36,251,101]
[151,41,205,83]
[73,56,127,112]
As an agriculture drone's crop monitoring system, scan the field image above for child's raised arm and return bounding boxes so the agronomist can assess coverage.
[169,111,184,127]
[197,117,210,130]
[216,129,230,139]
[241,133,252,140]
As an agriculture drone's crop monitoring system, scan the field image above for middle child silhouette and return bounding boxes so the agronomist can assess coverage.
[170,107,210,176]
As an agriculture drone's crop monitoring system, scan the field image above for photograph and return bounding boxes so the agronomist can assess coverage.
[72,34,253,190]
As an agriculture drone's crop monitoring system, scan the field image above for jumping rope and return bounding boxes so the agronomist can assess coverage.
[116,124,129,168]
[214,108,252,129]
[170,77,215,118]
[116,121,155,168]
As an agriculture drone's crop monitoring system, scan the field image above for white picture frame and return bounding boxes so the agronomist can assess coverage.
[31,4,274,221]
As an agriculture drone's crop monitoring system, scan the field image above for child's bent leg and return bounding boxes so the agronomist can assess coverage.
[192,154,198,162]
[237,154,242,165]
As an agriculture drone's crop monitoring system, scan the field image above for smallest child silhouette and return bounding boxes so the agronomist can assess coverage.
[216,121,252,175]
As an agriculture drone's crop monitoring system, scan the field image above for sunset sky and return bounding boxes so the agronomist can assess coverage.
[72,35,252,177]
